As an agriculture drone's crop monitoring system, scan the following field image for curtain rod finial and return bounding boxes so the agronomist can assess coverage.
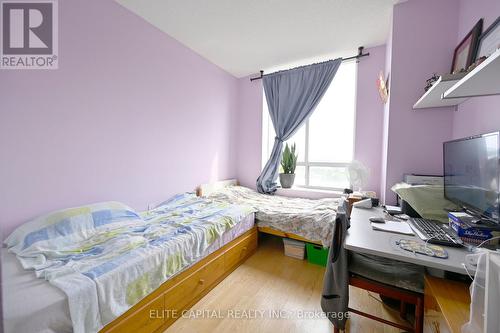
[250,70,264,81]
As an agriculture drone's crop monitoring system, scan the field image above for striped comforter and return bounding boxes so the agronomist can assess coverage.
[5,193,255,333]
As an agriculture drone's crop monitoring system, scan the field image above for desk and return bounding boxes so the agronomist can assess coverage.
[345,207,470,274]
[345,207,472,333]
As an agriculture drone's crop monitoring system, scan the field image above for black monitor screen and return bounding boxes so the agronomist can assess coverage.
[444,132,500,223]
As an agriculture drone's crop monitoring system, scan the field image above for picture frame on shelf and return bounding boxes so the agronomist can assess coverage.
[450,19,483,74]
[476,16,500,60]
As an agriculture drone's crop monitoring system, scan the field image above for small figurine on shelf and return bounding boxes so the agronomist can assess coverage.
[424,73,439,92]
[467,56,487,72]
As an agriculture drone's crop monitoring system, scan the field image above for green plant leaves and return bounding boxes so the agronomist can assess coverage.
[281,143,298,174]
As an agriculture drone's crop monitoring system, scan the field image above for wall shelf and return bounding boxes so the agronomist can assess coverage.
[443,48,500,99]
[413,74,467,109]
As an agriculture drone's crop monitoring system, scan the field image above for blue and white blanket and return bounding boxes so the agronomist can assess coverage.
[5,194,255,333]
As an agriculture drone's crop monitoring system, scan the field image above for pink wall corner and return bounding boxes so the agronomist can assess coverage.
[354,45,386,194]
[0,0,239,237]
[235,76,264,189]
[452,0,500,139]
[381,0,459,204]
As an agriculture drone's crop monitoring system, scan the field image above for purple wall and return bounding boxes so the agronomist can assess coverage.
[233,0,500,203]
[235,77,263,189]
[452,0,500,139]
[3,0,497,238]
[380,0,459,204]
[234,45,387,195]
[354,45,386,193]
[0,0,239,237]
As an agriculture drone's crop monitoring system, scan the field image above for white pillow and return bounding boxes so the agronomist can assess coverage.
[4,201,141,255]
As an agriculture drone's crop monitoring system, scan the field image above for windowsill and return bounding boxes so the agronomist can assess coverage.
[275,186,344,199]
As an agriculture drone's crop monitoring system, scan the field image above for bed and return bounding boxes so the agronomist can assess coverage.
[197,179,342,247]
[2,193,257,333]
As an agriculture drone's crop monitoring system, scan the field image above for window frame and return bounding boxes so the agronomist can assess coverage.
[262,62,358,192]
[294,119,355,191]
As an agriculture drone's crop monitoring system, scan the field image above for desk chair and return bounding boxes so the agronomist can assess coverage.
[331,217,425,333]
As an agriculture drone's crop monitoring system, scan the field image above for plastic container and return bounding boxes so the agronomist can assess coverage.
[462,250,500,333]
[306,243,329,266]
[283,238,305,260]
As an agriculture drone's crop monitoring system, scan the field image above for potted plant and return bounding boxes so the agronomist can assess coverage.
[279,143,298,188]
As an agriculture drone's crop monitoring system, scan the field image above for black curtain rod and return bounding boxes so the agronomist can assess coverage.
[250,46,369,81]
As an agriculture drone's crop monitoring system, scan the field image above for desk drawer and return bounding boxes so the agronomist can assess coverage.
[224,231,257,271]
[164,254,225,324]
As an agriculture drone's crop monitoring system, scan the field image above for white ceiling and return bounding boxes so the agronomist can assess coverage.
[116,0,397,78]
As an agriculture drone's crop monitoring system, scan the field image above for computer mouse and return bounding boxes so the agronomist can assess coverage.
[369,217,386,223]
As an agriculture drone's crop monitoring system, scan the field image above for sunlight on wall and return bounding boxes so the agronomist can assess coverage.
[210,152,220,182]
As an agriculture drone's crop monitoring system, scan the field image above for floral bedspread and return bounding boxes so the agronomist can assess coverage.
[207,186,341,246]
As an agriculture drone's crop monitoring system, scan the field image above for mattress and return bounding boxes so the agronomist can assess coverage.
[207,185,341,246]
[2,213,255,333]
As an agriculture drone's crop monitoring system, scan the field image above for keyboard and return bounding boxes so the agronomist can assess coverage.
[408,218,463,247]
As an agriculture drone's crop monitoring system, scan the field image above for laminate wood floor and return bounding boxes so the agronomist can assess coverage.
[165,234,408,333]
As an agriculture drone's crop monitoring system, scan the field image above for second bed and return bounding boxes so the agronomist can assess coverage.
[198,180,342,247]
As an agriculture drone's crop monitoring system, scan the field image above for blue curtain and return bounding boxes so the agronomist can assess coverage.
[256,59,342,194]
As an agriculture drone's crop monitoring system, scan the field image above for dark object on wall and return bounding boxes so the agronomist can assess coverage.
[476,16,500,60]
[450,19,483,74]
[424,73,439,92]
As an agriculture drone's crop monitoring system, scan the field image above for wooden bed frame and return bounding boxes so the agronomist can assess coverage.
[100,197,258,332]
[197,179,322,245]
[100,179,322,332]
[257,225,321,245]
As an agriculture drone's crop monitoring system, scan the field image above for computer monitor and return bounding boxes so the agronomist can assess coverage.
[443,132,500,224]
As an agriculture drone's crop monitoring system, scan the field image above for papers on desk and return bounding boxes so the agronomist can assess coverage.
[371,221,415,235]
[384,205,402,215]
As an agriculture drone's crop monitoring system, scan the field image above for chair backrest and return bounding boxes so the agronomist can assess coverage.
[330,202,348,264]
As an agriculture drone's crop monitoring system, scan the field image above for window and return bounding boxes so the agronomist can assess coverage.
[262,62,357,190]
